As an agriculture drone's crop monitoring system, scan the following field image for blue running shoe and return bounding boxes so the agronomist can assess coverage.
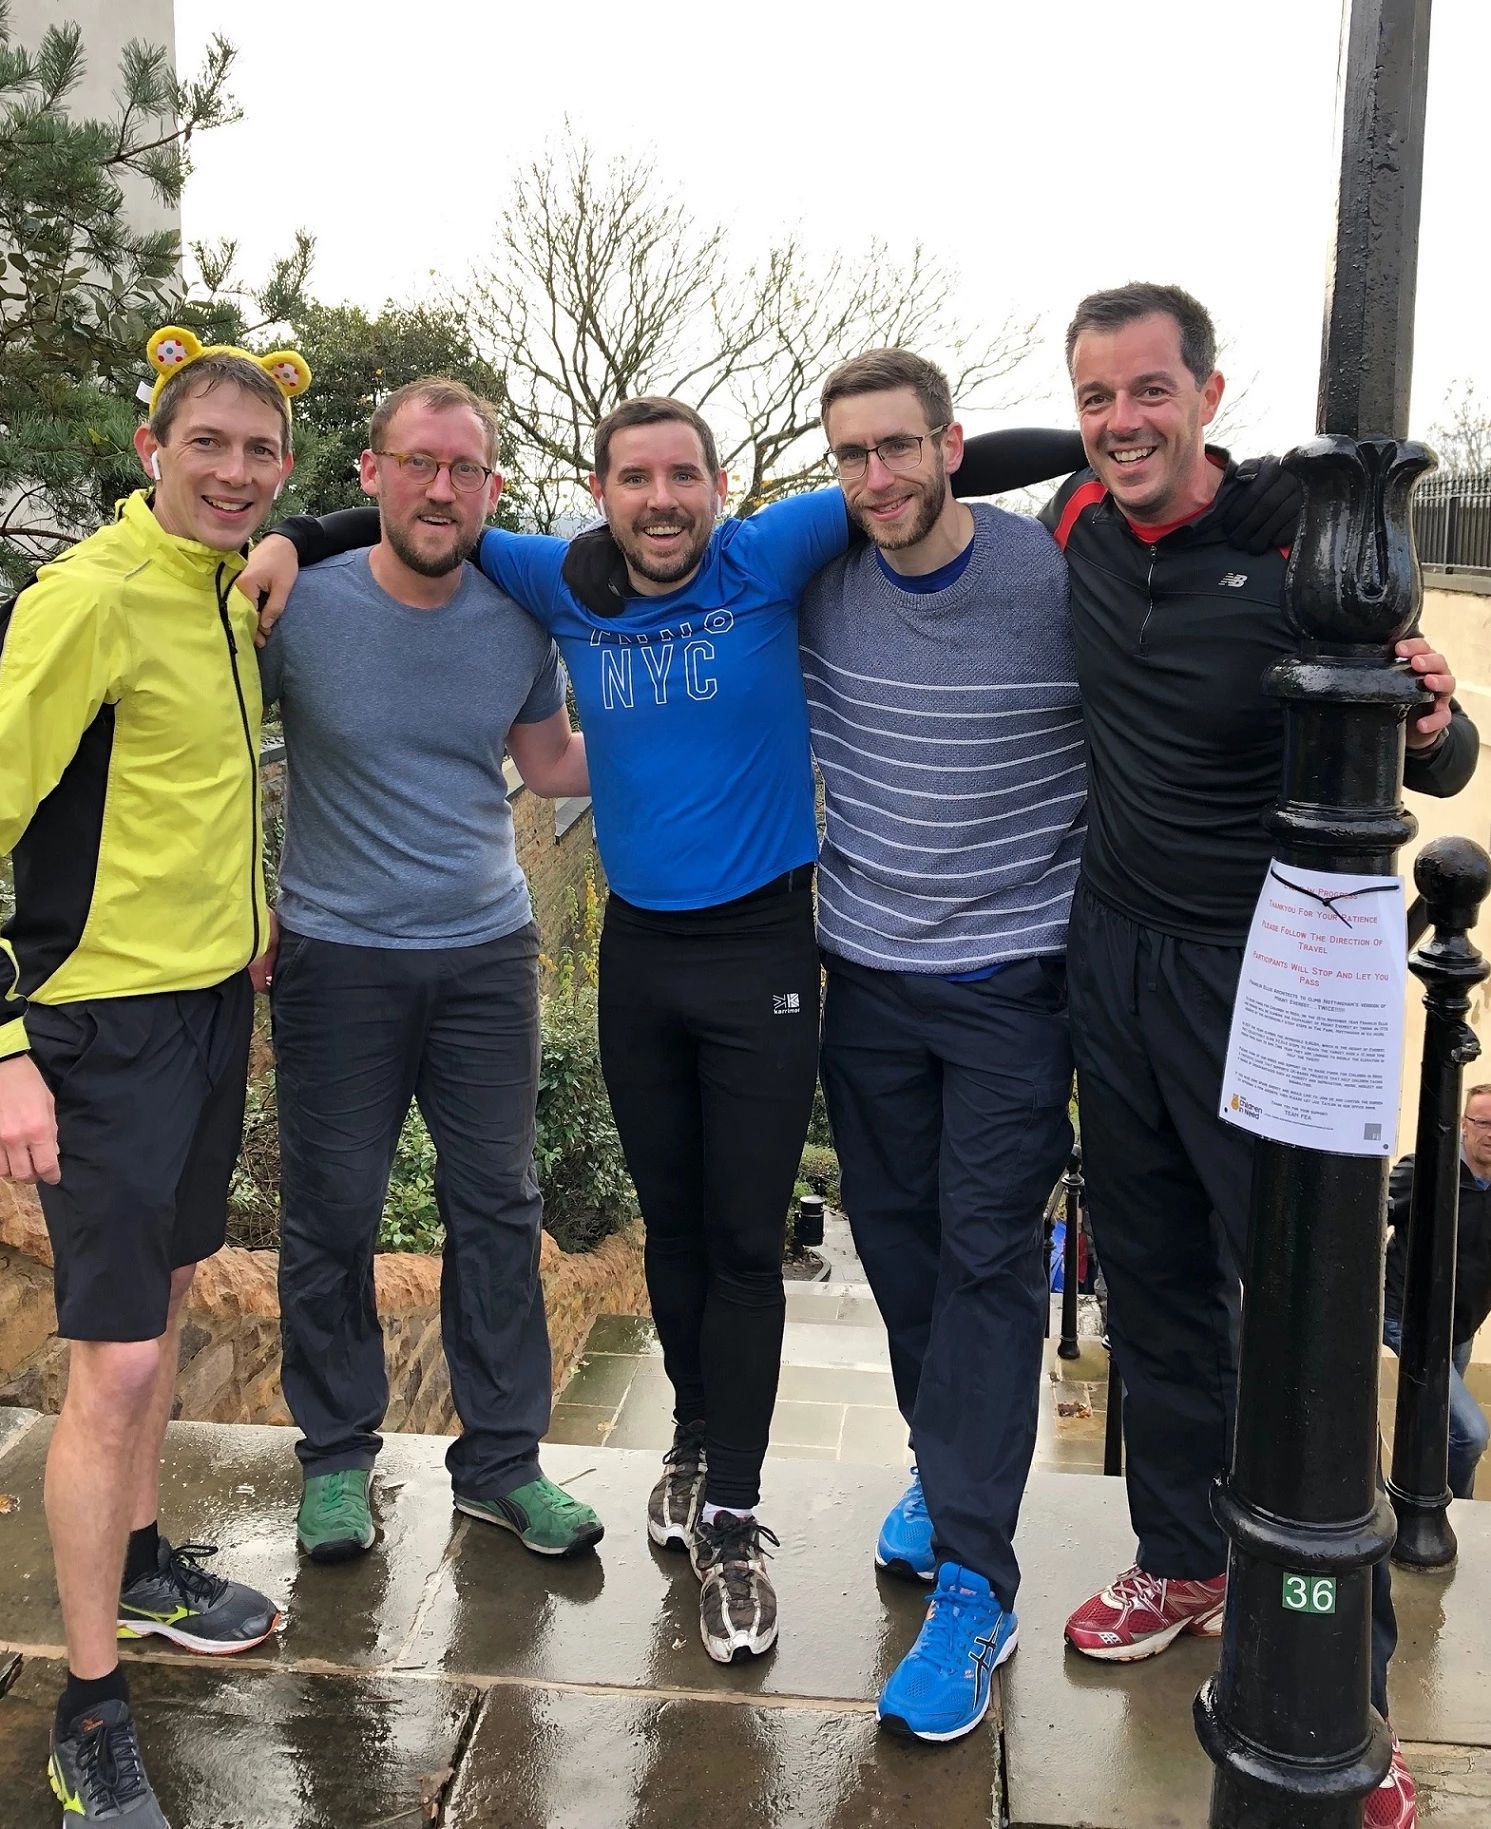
[878,1563,1018,1742]
[875,1466,934,1582]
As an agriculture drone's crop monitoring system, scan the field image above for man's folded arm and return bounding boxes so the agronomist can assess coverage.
[953,429,1086,499]
[271,508,382,566]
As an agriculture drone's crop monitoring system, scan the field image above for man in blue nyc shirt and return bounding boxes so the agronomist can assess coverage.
[245,396,844,1668]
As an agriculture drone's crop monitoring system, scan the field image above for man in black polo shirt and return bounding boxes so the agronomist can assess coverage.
[1044,283,1476,1829]
[1385,1083,1491,1499]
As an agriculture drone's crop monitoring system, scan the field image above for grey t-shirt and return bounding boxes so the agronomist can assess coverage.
[258,550,566,948]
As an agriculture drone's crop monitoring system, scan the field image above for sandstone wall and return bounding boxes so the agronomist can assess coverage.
[0,1181,648,1431]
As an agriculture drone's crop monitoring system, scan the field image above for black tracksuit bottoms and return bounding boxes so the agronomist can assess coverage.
[819,954,1073,1611]
[597,876,821,1512]
[1066,882,1396,1715]
[272,923,552,1500]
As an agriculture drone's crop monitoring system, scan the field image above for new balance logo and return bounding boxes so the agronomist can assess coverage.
[1219,573,1248,588]
[773,993,801,1015]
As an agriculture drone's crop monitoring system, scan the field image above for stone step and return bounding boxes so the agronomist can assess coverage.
[0,1413,995,1827]
[1,1411,1487,1825]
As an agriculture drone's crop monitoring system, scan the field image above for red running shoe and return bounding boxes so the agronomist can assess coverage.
[1363,1737,1416,1829]
[1064,1565,1226,1661]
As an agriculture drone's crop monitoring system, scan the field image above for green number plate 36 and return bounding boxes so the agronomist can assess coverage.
[1282,1573,1337,1614]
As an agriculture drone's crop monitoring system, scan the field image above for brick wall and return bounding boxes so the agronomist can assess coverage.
[509,781,607,965]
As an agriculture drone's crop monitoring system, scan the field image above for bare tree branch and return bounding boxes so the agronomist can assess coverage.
[458,135,1036,529]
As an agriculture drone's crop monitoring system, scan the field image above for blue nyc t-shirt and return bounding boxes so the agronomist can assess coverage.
[477,491,849,909]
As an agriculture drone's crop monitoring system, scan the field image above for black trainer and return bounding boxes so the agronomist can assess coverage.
[49,1698,170,1825]
[117,1538,280,1655]
[648,1422,707,1552]
[690,1512,781,1663]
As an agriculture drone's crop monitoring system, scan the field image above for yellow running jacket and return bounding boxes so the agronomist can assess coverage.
[0,491,267,1058]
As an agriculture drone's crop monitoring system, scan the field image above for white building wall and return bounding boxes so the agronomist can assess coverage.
[10,0,179,244]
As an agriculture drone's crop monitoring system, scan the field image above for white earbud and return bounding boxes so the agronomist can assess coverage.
[272,481,284,502]
[150,451,162,480]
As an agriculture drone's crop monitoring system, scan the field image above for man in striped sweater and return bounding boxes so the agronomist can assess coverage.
[802,348,1083,1744]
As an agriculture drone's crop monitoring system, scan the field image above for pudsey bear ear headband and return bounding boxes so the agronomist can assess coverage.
[139,326,312,417]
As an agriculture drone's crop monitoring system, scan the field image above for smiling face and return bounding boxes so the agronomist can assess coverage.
[825,385,961,553]
[1463,1091,1491,1179]
[1070,312,1225,523]
[589,421,727,595]
[134,382,292,550]
[359,399,502,577]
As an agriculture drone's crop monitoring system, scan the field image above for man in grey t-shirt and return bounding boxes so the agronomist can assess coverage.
[255,378,602,1563]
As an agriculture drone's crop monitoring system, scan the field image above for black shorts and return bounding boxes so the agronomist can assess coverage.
[27,974,253,1343]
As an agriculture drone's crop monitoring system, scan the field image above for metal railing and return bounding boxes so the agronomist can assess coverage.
[1415,470,1491,572]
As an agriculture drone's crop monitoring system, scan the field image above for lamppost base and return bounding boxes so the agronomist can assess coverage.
[1387,1481,1458,1568]
[1195,1680,1390,1828]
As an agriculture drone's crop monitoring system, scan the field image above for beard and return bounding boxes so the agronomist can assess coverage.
[846,458,946,552]
[611,509,713,586]
[383,511,479,579]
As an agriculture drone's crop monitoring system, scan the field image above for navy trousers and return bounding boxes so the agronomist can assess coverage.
[1067,882,1396,1716]
[272,922,551,1500]
[819,953,1073,1610]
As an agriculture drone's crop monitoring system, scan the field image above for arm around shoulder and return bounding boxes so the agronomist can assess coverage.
[1404,700,1479,799]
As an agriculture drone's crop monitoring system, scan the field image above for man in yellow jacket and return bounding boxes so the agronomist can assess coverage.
[0,335,306,1826]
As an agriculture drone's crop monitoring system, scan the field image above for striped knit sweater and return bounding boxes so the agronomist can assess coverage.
[798,502,1085,973]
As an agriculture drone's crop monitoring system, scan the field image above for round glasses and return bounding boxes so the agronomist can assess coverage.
[374,450,495,493]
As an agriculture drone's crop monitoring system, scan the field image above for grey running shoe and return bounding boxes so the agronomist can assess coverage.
[117,1538,279,1655]
[647,1422,706,1552]
[690,1512,781,1663]
[49,1698,170,1825]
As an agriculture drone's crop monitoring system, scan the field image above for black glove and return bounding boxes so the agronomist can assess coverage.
[1213,456,1304,556]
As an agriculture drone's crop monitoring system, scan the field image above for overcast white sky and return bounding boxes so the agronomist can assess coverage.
[174,0,1482,462]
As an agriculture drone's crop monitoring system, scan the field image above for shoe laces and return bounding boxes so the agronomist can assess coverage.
[663,1425,706,1475]
[75,1713,147,1806]
[916,1578,994,1671]
[531,1478,590,1519]
[704,1515,779,1602]
[162,1540,229,1610]
[315,1470,369,1528]
[1108,1565,1168,1613]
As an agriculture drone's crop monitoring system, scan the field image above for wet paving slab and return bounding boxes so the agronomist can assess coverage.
[2,1393,1489,1825]
[0,1655,476,1829]
[1002,1472,1491,1828]
[0,1417,466,1669]
[444,1684,1000,1828]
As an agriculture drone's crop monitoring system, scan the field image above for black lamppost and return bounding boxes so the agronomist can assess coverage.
[1388,837,1491,1567]
[1192,2,1436,1824]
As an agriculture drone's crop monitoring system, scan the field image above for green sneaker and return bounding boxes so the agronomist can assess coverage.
[297,1470,375,1562]
[455,1475,604,1557]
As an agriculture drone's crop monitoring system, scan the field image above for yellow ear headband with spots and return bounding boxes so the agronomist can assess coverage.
[144,326,312,417]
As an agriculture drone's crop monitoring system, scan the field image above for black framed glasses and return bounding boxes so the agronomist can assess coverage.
[828,426,948,483]
[374,450,496,493]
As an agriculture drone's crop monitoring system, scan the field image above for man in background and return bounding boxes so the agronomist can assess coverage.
[1384,1083,1491,1500]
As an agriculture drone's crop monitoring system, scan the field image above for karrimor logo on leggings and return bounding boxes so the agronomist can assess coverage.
[773,993,801,1015]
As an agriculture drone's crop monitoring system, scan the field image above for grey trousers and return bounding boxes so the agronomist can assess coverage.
[271,922,551,1498]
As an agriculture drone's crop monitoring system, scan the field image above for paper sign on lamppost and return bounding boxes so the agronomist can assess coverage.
[1221,865,1406,1156]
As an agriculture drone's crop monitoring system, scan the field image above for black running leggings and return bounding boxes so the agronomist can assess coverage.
[597,876,821,1510]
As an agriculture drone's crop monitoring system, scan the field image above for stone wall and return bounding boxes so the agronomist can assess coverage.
[0,1181,648,1432]
[510,783,607,965]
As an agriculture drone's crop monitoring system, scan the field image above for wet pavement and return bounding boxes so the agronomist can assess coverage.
[0,1410,1005,1826]
[3,1214,1490,1827]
